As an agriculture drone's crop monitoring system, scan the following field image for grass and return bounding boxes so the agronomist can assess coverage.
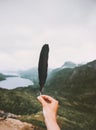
[18,113,46,130]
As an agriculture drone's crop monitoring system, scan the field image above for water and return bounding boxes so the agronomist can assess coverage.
[0,77,33,89]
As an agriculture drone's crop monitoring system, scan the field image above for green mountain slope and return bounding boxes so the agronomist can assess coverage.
[0,87,40,115]
[44,60,96,129]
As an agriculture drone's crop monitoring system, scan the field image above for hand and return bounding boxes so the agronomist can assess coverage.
[37,95,60,130]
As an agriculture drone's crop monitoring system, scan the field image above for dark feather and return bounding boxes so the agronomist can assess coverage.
[38,44,49,94]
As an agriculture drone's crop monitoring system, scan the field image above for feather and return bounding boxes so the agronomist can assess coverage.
[38,44,49,94]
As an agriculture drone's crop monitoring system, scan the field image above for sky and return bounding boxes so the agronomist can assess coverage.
[0,0,96,72]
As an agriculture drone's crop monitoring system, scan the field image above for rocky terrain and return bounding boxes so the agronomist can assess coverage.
[0,118,34,130]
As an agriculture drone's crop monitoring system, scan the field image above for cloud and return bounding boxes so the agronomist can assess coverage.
[0,0,96,71]
[0,50,39,71]
[0,52,17,71]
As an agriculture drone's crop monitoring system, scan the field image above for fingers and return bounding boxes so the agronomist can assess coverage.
[41,95,55,102]
[37,96,47,106]
[41,95,58,104]
[37,95,58,104]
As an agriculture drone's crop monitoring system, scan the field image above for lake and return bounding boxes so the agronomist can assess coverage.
[0,77,33,89]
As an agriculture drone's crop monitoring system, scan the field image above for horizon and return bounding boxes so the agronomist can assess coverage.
[1,59,95,73]
[0,0,96,72]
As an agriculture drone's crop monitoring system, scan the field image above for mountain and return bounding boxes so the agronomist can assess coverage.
[44,60,96,129]
[19,68,38,84]
[18,61,77,85]
[0,60,96,130]
[46,60,96,117]
[0,73,6,81]
[61,61,77,69]
[19,67,53,85]
[46,61,78,82]
[46,60,96,99]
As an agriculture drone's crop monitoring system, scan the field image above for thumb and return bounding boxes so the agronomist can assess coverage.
[37,96,46,106]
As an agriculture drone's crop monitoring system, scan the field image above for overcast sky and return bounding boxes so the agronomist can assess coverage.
[0,0,96,71]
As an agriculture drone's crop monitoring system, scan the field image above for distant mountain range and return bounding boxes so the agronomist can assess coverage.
[0,61,82,83]
[18,61,82,84]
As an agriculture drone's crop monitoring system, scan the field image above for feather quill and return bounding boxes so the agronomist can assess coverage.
[38,44,49,94]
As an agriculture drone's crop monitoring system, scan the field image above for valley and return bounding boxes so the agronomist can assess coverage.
[0,60,96,130]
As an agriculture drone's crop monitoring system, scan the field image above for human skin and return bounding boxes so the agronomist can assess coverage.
[37,95,60,130]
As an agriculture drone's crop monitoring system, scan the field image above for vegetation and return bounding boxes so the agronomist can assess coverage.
[0,87,40,115]
[0,60,96,129]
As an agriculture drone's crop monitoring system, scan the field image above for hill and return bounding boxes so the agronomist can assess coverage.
[0,87,39,115]
[0,73,6,81]
[0,73,18,81]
